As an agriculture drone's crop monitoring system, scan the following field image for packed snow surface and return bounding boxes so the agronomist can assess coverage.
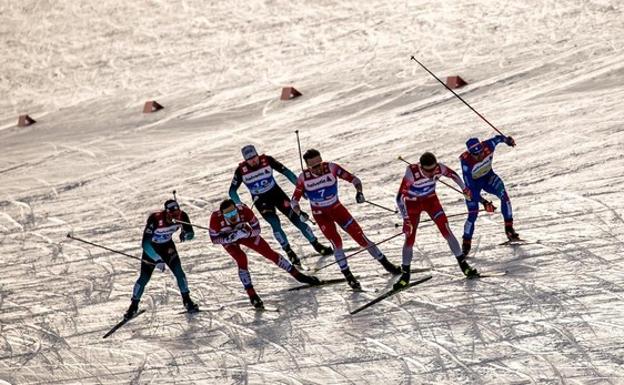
[1,1,624,384]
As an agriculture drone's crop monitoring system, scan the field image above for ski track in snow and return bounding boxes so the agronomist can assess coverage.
[1,0,624,384]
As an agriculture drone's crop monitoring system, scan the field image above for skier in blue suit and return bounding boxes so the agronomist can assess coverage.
[459,135,519,254]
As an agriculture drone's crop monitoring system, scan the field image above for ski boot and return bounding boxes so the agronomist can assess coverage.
[379,255,402,275]
[249,293,264,309]
[505,222,520,241]
[293,269,321,285]
[124,299,140,320]
[311,240,333,256]
[393,264,411,290]
[462,238,472,256]
[457,255,479,278]
[342,268,362,291]
[182,292,199,313]
[285,246,302,266]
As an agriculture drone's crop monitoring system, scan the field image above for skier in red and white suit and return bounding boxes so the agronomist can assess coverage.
[209,199,319,308]
[290,149,401,290]
[394,152,479,289]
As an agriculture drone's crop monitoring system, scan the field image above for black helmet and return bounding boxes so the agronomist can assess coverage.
[419,152,437,167]
[164,199,180,212]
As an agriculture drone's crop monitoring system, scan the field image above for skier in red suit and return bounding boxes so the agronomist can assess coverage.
[209,199,319,308]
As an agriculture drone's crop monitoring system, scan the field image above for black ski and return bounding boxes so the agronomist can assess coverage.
[473,270,508,278]
[288,277,347,291]
[350,275,433,315]
[103,309,146,339]
[499,238,529,246]
[178,308,204,315]
[252,305,280,313]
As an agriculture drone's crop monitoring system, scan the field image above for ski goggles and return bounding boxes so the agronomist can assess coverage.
[466,138,483,155]
[165,201,180,211]
[223,209,239,219]
[309,162,323,172]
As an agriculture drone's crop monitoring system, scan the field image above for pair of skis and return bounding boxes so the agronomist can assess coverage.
[102,303,280,338]
[103,269,506,337]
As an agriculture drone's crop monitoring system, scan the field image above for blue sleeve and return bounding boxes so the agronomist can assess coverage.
[141,216,161,262]
[229,167,243,205]
[460,157,473,188]
[282,168,298,185]
[484,135,506,151]
[229,184,242,205]
[142,237,161,262]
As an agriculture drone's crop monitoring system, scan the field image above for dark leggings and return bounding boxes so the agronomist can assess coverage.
[255,187,316,249]
[131,242,189,301]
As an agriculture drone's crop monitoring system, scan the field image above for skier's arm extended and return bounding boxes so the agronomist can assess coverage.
[268,156,298,185]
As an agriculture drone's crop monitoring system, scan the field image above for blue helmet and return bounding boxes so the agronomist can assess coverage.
[466,137,483,155]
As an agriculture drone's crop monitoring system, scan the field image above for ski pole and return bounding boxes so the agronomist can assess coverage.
[294,130,305,172]
[173,218,210,231]
[172,189,178,202]
[410,56,509,138]
[66,233,156,265]
[365,200,398,213]
[393,210,484,228]
[313,232,403,273]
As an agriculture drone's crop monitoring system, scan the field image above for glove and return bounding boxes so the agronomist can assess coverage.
[225,232,241,243]
[155,261,166,272]
[505,136,516,147]
[226,229,249,243]
[299,211,310,222]
[355,191,366,204]
[179,231,194,242]
[236,228,251,239]
[482,199,497,213]
[236,222,253,235]
[402,219,413,235]
[463,188,473,201]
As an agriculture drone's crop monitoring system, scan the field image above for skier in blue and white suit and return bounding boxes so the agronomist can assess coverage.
[460,135,519,254]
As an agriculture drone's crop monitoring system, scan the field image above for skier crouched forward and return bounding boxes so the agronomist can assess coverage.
[209,199,320,308]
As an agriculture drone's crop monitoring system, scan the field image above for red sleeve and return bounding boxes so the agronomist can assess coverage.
[395,167,413,218]
[329,162,356,183]
[240,205,261,237]
[399,167,413,196]
[209,212,229,244]
[291,173,305,203]
[440,163,465,189]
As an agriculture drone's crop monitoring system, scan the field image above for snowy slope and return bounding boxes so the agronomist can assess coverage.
[1,0,624,384]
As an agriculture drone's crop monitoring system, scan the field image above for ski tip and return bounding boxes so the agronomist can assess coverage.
[253,306,279,313]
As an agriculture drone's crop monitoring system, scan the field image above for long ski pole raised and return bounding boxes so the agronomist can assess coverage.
[410,56,508,138]
[294,130,305,172]
[66,233,156,265]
